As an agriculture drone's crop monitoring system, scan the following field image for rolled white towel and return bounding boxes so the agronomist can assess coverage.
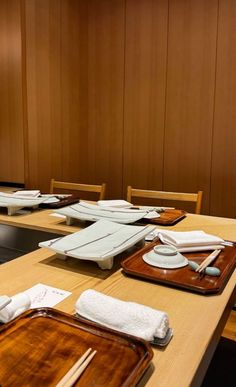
[0,293,31,323]
[75,289,170,342]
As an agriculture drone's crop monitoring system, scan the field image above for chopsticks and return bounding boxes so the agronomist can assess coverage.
[56,348,97,387]
[195,249,221,273]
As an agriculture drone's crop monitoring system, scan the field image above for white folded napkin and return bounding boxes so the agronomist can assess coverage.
[157,229,224,248]
[13,190,41,197]
[97,200,132,208]
[0,293,31,323]
[75,289,170,342]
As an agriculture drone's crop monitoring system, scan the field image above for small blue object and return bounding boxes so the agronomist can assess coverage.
[188,260,221,277]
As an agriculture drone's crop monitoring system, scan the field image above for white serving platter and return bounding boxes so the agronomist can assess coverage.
[0,193,47,215]
[54,201,158,225]
[39,219,156,269]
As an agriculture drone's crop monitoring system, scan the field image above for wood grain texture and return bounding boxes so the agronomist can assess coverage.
[210,0,236,217]
[0,309,152,386]
[163,0,218,213]
[55,0,124,199]
[0,0,24,183]
[84,0,124,198]
[123,0,168,193]
[24,0,62,192]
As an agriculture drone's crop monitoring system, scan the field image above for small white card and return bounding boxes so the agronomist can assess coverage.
[24,283,72,308]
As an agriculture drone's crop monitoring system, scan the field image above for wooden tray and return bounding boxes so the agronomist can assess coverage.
[39,196,80,209]
[121,241,236,294]
[0,308,153,386]
[140,209,186,226]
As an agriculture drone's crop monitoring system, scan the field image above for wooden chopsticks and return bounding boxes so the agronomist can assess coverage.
[195,249,221,273]
[56,348,97,387]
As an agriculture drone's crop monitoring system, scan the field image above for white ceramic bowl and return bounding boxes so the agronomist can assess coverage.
[143,245,188,269]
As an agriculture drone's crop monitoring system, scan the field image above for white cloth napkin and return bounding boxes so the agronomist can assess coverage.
[0,293,31,323]
[13,190,41,197]
[97,200,132,208]
[157,229,224,250]
[75,289,169,341]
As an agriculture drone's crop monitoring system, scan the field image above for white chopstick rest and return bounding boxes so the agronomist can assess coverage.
[0,293,31,323]
[75,289,170,342]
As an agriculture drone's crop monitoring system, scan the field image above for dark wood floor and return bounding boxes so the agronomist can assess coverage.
[201,310,236,387]
[222,309,236,341]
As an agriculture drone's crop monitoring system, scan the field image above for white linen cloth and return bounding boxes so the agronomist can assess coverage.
[156,229,224,251]
[75,289,169,341]
[13,190,41,197]
[97,200,132,208]
[0,293,31,323]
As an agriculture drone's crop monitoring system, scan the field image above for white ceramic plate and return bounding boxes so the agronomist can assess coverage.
[55,201,149,224]
[39,219,156,269]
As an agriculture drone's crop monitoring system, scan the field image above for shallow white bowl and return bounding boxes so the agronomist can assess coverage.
[143,245,188,269]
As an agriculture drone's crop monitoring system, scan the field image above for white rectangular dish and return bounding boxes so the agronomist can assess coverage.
[0,193,47,215]
[39,219,156,269]
[54,201,157,225]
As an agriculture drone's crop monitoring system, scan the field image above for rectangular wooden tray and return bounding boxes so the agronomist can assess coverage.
[0,308,153,386]
[140,209,186,226]
[122,241,236,294]
[39,196,80,209]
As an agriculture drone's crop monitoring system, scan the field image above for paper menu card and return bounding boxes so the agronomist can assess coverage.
[24,283,72,308]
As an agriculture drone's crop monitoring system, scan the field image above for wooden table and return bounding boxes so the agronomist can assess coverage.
[0,210,235,386]
[0,208,80,235]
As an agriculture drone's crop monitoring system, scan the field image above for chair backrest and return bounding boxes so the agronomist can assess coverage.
[50,179,106,200]
[127,186,203,214]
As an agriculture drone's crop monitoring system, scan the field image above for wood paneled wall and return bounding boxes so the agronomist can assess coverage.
[0,0,24,183]
[24,0,125,197]
[1,0,236,216]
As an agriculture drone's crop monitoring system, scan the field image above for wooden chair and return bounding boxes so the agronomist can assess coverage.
[50,179,106,200]
[127,186,203,214]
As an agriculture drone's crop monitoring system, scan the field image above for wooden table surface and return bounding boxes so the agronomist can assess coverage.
[0,208,80,234]
[0,209,235,386]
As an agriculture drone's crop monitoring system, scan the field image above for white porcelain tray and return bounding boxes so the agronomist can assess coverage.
[54,201,153,225]
[39,219,155,269]
[0,193,47,215]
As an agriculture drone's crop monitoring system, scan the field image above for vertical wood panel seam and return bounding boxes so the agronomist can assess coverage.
[162,0,170,191]
[59,0,63,177]
[209,0,220,215]
[20,0,28,187]
[121,0,127,198]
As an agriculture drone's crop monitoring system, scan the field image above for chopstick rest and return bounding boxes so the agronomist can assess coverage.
[75,289,172,343]
[195,249,221,273]
[188,261,221,276]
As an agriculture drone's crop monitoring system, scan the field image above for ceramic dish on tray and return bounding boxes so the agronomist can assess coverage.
[143,245,188,269]
[39,219,155,269]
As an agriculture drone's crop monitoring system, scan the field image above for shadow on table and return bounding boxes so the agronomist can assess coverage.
[40,245,143,280]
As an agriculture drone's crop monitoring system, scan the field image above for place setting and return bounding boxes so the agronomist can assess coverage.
[122,229,236,294]
[0,287,174,386]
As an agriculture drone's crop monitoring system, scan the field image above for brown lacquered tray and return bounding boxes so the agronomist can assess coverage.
[122,241,236,294]
[0,308,153,386]
[140,209,186,226]
[39,195,80,209]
